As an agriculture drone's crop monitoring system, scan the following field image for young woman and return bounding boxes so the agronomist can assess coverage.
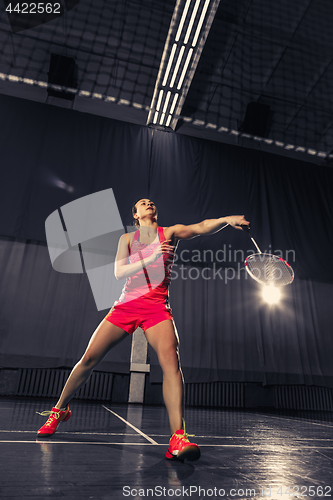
[37,198,249,461]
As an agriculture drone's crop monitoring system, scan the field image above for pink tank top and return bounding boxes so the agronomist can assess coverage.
[117,226,174,304]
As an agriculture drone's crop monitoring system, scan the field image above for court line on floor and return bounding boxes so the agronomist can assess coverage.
[255,413,333,429]
[0,440,333,450]
[102,405,158,445]
[0,430,142,436]
[316,449,333,461]
[1,430,333,444]
[0,440,160,445]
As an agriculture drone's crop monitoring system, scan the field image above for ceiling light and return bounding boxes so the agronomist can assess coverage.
[169,93,179,115]
[184,0,201,44]
[177,48,193,89]
[147,0,221,130]
[192,0,211,46]
[156,89,164,111]
[162,44,177,87]
[169,46,185,88]
[165,115,172,127]
[153,111,159,124]
[163,91,172,113]
[175,0,192,42]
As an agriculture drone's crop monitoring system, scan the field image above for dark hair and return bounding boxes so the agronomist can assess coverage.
[132,198,142,228]
[131,198,157,227]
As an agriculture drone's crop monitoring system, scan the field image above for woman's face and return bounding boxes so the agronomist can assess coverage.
[134,199,157,224]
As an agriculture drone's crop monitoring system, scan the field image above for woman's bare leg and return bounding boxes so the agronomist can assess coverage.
[55,320,128,409]
[144,320,183,434]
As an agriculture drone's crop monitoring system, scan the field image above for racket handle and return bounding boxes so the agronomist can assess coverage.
[241,224,251,233]
[241,224,261,253]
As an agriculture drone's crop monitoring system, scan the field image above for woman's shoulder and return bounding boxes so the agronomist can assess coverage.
[126,231,137,242]
[120,231,137,247]
[162,226,178,244]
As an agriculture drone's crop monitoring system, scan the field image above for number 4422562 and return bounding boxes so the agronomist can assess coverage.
[5,3,61,14]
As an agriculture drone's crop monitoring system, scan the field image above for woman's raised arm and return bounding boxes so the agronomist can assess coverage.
[168,215,250,241]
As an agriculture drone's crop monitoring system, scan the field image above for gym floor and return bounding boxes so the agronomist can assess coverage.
[0,397,332,499]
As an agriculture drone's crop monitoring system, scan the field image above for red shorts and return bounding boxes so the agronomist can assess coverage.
[104,297,173,335]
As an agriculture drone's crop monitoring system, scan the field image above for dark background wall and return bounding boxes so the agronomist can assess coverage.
[0,94,332,389]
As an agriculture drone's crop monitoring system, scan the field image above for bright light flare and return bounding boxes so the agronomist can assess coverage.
[262,285,281,305]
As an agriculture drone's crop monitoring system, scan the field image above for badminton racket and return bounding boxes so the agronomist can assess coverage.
[242,226,294,286]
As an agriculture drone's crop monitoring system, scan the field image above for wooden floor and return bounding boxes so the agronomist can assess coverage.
[0,397,332,499]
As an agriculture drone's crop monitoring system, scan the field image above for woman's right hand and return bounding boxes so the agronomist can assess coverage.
[150,239,175,262]
[225,215,250,230]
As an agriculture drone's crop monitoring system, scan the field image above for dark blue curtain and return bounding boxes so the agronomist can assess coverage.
[0,94,332,386]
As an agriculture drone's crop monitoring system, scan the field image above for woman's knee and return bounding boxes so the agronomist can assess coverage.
[158,345,180,373]
[79,351,99,369]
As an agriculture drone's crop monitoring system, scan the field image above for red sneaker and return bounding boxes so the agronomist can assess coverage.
[37,406,71,437]
[166,423,200,461]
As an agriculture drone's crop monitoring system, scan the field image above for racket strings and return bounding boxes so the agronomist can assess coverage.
[245,254,294,285]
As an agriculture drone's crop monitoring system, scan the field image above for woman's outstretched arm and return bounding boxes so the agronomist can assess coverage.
[168,215,250,241]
